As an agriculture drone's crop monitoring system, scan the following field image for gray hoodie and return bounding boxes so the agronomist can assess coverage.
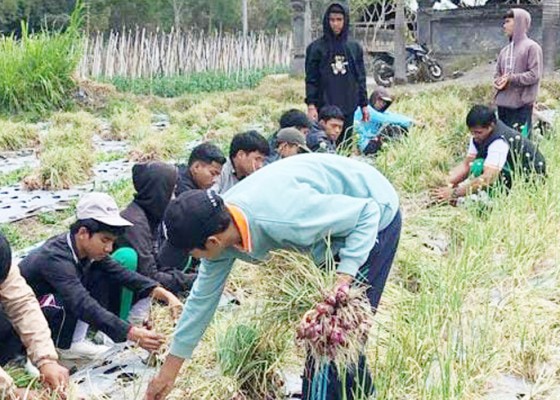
[495,8,543,109]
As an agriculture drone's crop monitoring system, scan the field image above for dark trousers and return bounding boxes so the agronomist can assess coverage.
[498,105,533,137]
[302,210,402,399]
[43,269,122,350]
[0,309,25,365]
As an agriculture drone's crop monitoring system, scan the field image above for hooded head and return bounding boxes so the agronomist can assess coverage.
[323,2,350,42]
[0,232,12,285]
[504,8,531,43]
[132,162,178,224]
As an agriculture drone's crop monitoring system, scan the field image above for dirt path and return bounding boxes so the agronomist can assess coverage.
[366,62,496,93]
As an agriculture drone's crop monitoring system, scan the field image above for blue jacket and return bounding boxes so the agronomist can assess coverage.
[169,154,399,359]
[354,105,413,152]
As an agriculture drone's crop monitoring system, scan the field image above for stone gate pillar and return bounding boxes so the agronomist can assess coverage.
[291,0,306,75]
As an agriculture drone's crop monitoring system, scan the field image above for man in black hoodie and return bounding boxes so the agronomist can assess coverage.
[117,162,195,297]
[305,2,369,147]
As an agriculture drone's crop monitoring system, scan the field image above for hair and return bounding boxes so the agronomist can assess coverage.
[0,232,12,283]
[188,142,226,167]
[504,9,514,19]
[319,105,345,123]
[466,105,497,128]
[329,4,345,15]
[70,218,126,237]
[194,209,232,250]
[279,109,312,130]
[229,130,270,159]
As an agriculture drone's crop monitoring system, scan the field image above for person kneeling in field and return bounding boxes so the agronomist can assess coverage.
[432,104,546,205]
[211,131,270,194]
[306,105,345,153]
[175,142,226,196]
[267,109,312,163]
[145,153,402,400]
[354,87,415,155]
[114,162,193,325]
[275,127,311,159]
[19,193,182,360]
[0,233,69,400]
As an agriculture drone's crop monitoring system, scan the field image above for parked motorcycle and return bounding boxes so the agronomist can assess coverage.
[370,43,443,87]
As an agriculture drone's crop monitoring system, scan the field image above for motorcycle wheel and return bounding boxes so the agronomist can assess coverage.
[372,59,393,87]
[428,61,444,81]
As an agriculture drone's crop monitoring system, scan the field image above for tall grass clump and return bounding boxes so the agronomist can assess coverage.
[129,125,198,162]
[0,120,39,151]
[24,113,95,190]
[0,2,83,115]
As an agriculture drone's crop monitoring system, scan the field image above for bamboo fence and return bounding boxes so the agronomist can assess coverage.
[79,28,293,78]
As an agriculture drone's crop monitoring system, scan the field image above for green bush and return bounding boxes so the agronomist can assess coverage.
[108,67,289,97]
[0,3,83,115]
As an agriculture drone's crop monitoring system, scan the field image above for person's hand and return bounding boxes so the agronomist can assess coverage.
[128,326,165,352]
[307,104,318,121]
[13,388,42,400]
[168,299,183,321]
[39,361,69,396]
[335,273,353,292]
[361,106,370,123]
[494,74,509,91]
[145,355,184,400]
[151,287,184,321]
[430,186,455,204]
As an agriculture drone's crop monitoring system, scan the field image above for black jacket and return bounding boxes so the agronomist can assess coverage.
[473,120,546,188]
[175,164,198,197]
[19,233,157,342]
[305,2,368,116]
[118,162,193,294]
[306,123,337,153]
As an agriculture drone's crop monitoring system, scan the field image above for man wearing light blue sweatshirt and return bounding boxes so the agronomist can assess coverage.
[354,86,414,155]
[145,153,401,400]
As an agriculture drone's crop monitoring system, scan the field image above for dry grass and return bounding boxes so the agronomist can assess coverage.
[0,120,39,151]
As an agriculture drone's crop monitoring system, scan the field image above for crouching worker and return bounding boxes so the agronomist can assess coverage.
[354,86,414,155]
[146,153,402,400]
[0,233,69,400]
[19,193,182,360]
[306,105,345,153]
[432,105,546,205]
[116,162,194,324]
[175,142,226,196]
[275,128,311,159]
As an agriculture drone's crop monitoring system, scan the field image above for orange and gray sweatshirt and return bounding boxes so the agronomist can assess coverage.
[495,8,543,109]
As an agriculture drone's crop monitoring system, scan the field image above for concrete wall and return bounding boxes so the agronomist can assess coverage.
[417,5,544,56]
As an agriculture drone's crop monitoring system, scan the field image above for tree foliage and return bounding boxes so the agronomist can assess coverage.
[0,0,293,34]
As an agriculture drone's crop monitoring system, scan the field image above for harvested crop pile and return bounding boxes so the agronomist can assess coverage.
[296,284,373,368]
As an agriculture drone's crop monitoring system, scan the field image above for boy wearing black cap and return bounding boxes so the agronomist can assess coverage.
[146,153,401,400]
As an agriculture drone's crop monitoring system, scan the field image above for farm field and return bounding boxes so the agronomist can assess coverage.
[1,72,559,399]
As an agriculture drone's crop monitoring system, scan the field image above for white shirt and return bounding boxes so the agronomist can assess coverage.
[467,138,509,169]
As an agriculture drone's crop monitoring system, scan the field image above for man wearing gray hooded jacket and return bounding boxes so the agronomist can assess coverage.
[494,8,543,136]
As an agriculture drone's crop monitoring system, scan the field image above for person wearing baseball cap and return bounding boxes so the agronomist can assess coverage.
[276,127,311,159]
[354,86,415,155]
[146,153,401,400]
[19,192,183,361]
